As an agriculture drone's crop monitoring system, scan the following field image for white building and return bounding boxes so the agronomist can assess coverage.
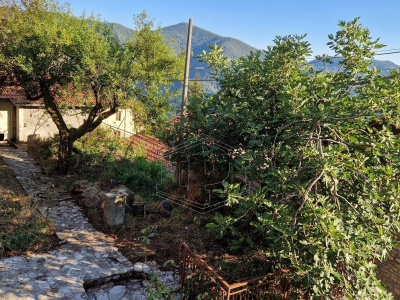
[0,90,135,142]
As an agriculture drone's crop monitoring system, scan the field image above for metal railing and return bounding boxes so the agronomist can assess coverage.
[179,243,291,299]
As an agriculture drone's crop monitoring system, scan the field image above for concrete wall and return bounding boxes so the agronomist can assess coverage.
[0,103,10,140]
[16,106,135,141]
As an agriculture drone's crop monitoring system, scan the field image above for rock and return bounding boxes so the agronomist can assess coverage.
[111,185,135,212]
[100,179,122,192]
[109,285,126,300]
[81,187,107,208]
[38,281,50,289]
[95,292,109,300]
[73,180,92,190]
[133,262,151,273]
[103,193,126,227]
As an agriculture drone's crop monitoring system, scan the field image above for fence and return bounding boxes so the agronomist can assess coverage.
[179,243,291,299]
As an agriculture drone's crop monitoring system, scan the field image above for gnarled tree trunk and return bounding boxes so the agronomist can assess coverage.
[58,131,73,175]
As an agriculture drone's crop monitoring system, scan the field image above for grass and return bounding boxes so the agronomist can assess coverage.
[0,156,59,258]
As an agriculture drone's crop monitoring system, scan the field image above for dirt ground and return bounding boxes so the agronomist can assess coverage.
[0,154,60,258]
[72,190,285,285]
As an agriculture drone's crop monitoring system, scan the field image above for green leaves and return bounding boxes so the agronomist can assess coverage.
[164,16,400,299]
[0,0,183,173]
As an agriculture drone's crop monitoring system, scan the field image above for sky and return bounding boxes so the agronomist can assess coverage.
[60,0,400,64]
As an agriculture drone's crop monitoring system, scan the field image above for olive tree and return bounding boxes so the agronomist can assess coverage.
[164,18,400,298]
[0,0,182,174]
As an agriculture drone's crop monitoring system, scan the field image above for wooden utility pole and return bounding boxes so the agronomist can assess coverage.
[180,18,193,116]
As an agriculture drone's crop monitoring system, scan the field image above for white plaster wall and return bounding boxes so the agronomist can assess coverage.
[102,109,136,137]
[18,106,135,141]
[19,107,86,141]
[0,103,10,140]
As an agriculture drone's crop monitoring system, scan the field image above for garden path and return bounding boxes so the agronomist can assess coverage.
[0,146,179,300]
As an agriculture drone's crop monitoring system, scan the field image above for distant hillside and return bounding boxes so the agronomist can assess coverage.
[108,22,400,93]
[107,22,134,44]
[108,22,261,93]
[308,57,399,76]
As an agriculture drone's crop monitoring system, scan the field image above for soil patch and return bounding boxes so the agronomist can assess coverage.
[73,193,283,283]
[0,155,60,258]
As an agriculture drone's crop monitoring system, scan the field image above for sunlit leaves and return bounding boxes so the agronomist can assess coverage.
[165,17,400,299]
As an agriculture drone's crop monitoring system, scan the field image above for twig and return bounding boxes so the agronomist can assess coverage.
[336,194,369,227]
[307,138,350,152]
[272,119,312,154]
[319,108,370,122]
[333,178,340,211]
[293,170,324,226]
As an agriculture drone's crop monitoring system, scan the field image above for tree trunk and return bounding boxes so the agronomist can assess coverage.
[58,131,73,175]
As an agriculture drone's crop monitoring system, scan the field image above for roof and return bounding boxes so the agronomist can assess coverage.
[125,134,170,167]
[0,85,95,106]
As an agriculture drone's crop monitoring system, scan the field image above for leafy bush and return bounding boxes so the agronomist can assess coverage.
[164,18,400,299]
[74,127,172,194]
[109,156,171,196]
[27,136,58,161]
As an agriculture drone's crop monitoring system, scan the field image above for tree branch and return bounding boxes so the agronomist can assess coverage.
[293,170,325,226]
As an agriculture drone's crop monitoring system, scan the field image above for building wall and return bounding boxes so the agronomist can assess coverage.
[17,106,135,141]
[102,108,135,138]
[0,102,10,141]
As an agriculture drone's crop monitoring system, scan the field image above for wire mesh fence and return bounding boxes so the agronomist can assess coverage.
[179,243,291,300]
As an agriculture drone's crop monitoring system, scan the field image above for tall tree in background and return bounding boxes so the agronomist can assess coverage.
[188,72,205,97]
[0,0,182,174]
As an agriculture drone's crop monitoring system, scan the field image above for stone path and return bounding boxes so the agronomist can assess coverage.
[0,146,180,299]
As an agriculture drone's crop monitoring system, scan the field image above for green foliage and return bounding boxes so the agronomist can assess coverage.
[164,18,400,299]
[109,156,171,196]
[144,269,178,300]
[0,0,182,173]
[27,137,58,161]
[0,183,54,256]
[0,218,51,252]
[139,225,158,247]
[75,126,172,193]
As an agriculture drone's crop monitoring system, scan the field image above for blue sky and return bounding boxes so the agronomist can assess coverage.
[61,0,400,64]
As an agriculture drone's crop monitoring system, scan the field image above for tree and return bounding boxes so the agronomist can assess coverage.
[164,18,400,298]
[188,72,205,97]
[0,0,182,174]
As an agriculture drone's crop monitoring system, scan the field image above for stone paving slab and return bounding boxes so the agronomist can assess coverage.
[0,148,135,300]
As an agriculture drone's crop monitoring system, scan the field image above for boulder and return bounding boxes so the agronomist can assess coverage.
[73,180,92,190]
[81,186,107,208]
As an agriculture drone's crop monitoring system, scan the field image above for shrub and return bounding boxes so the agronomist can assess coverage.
[164,18,400,298]
[108,156,171,196]
[27,136,58,162]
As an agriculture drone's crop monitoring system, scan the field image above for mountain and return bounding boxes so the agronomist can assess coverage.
[109,22,260,93]
[308,57,399,76]
[108,22,400,92]
[109,21,259,60]
[107,22,134,44]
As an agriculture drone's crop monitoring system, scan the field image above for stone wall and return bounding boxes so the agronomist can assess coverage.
[377,241,400,299]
